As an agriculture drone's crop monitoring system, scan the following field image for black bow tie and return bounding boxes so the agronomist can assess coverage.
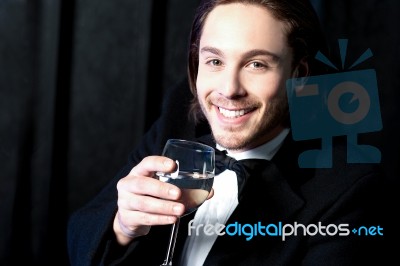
[214,149,269,201]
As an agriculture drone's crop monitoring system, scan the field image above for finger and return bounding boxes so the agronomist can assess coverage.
[115,211,151,239]
[117,174,181,200]
[129,156,176,177]
[118,192,185,217]
[206,188,214,200]
[118,208,179,227]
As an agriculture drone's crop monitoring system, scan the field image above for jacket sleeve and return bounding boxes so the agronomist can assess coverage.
[66,77,207,265]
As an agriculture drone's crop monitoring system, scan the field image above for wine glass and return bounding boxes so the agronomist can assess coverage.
[156,139,215,266]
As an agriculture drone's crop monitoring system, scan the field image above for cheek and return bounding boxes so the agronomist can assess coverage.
[195,78,205,99]
[195,81,209,105]
[196,69,214,99]
[247,74,285,99]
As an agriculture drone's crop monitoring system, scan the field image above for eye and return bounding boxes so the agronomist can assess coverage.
[207,59,222,66]
[249,61,266,69]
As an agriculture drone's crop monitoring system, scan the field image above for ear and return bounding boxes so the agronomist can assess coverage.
[292,58,309,78]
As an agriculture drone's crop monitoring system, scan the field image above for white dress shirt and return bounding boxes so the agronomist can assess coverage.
[179,129,290,266]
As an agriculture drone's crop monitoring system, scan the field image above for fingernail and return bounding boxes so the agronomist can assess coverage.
[168,216,176,223]
[169,188,179,197]
[173,205,183,214]
[164,159,173,167]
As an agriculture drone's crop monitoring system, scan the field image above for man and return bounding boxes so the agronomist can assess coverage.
[68,0,386,265]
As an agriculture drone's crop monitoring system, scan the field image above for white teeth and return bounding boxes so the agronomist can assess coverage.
[219,107,248,118]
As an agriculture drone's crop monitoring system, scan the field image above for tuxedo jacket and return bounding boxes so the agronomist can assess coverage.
[67,79,388,265]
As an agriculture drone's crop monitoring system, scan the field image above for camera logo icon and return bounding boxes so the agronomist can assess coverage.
[286,39,382,168]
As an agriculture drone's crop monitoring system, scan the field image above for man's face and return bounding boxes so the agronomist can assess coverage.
[196,3,294,152]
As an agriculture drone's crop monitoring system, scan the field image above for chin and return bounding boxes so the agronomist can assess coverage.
[212,130,247,150]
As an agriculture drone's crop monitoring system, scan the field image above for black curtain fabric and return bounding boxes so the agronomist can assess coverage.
[0,0,398,265]
[322,0,400,258]
[0,0,200,265]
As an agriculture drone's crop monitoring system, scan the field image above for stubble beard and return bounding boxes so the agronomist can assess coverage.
[202,96,289,151]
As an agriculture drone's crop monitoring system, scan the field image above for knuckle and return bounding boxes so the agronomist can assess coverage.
[117,198,124,208]
[129,176,142,189]
[162,201,174,214]
[116,178,125,190]
[140,212,153,225]
[130,197,146,211]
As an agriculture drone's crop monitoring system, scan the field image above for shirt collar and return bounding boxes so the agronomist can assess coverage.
[217,128,290,161]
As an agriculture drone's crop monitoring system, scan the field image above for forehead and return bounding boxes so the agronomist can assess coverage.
[200,3,290,56]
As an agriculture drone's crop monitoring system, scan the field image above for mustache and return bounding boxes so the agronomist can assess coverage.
[208,97,261,109]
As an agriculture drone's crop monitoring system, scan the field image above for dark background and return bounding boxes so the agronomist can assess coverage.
[0,0,398,265]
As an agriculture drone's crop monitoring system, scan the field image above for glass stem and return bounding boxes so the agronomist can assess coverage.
[162,218,181,266]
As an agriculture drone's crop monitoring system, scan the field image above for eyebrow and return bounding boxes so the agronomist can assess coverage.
[200,46,281,63]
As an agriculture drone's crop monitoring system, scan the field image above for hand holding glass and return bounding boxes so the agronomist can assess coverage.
[157,139,215,266]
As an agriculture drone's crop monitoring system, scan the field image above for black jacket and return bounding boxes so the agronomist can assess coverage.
[67,79,387,265]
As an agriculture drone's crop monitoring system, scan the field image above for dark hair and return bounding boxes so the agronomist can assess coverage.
[187,0,327,123]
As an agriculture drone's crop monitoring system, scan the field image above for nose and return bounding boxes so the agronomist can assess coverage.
[220,67,245,98]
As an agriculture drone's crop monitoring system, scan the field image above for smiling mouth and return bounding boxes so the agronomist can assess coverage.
[218,107,253,118]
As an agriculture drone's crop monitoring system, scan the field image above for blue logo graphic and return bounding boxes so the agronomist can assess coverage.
[286,39,382,168]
